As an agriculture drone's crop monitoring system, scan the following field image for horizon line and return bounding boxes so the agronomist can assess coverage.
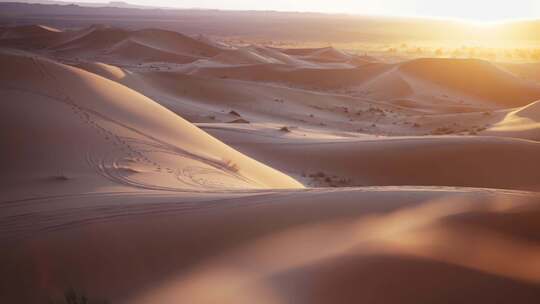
[6,0,540,25]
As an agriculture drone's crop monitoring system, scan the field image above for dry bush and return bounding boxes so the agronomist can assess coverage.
[223,159,240,173]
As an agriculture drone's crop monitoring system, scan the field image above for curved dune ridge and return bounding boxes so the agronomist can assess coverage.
[0,24,66,49]
[191,55,540,111]
[274,46,353,63]
[212,47,283,65]
[75,61,129,80]
[131,28,221,57]
[2,187,539,303]
[106,39,199,64]
[0,48,303,197]
[190,48,540,110]
[212,46,311,66]
[50,26,131,52]
[0,24,60,39]
[4,24,540,111]
[45,26,221,61]
[486,100,540,140]
[512,99,540,120]
[192,63,392,90]
[399,58,540,107]
[205,127,540,191]
[304,47,352,62]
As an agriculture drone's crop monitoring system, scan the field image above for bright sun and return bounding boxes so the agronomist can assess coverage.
[422,1,540,23]
[333,0,540,23]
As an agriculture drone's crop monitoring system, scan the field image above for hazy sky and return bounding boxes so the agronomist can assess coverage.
[74,0,540,22]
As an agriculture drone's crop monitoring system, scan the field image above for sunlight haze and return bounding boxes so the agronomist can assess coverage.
[72,0,540,22]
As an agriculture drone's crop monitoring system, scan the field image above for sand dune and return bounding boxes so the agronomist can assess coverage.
[0,24,60,39]
[273,46,354,63]
[49,26,221,61]
[72,57,529,136]
[123,70,418,127]
[1,22,540,304]
[485,100,540,140]
[51,26,130,53]
[106,39,199,64]
[2,187,539,303]
[303,47,352,63]
[212,47,284,65]
[6,24,538,113]
[0,48,302,200]
[512,99,540,120]
[252,46,314,65]
[356,66,415,100]
[202,125,540,190]
[75,61,132,80]
[400,58,540,107]
[189,54,540,112]
[131,28,221,57]
[501,62,540,84]
[192,63,392,90]
[0,24,66,49]
[212,46,313,66]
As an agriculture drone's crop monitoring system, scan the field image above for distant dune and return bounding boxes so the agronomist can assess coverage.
[0,24,60,39]
[209,130,540,190]
[3,2,540,45]
[400,58,540,107]
[486,100,540,140]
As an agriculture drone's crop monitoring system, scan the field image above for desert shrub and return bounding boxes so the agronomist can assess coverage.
[223,159,240,173]
[52,170,69,181]
[48,288,110,304]
[279,126,291,132]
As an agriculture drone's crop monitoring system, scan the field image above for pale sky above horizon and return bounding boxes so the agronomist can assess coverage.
[71,0,540,23]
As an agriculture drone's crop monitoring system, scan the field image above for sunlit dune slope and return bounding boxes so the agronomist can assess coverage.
[5,24,539,112]
[106,39,199,64]
[212,46,313,65]
[44,25,221,61]
[2,187,539,303]
[193,55,540,109]
[301,47,352,63]
[485,100,540,140]
[0,24,65,49]
[205,127,540,191]
[0,48,302,198]
[192,63,392,90]
[0,24,60,39]
[399,58,540,107]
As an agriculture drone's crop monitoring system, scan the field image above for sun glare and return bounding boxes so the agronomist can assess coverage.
[134,0,540,24]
